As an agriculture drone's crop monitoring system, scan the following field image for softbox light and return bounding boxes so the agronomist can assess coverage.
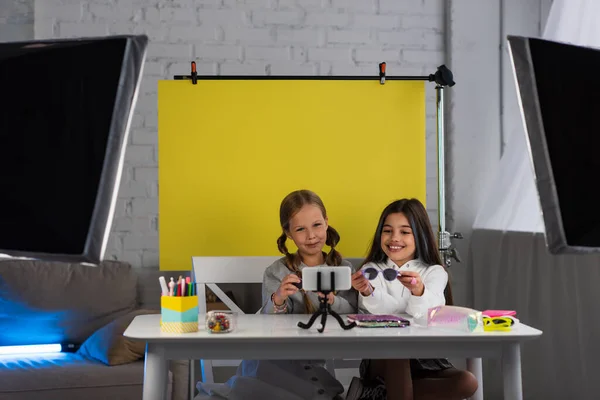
[508,35,600,254]
[0,35,148,264]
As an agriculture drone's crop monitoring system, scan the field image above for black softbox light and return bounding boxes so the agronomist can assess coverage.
[0,35,148,264]
[508,35,600,254]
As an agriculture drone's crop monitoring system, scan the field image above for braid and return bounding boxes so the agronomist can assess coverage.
[324,226,343,266]
[277,231,316,313]
[277,232,297,274]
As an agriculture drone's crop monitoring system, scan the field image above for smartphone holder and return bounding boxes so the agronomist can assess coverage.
[297,270,356,333]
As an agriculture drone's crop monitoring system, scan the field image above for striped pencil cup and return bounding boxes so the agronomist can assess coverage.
[160,296,199,333]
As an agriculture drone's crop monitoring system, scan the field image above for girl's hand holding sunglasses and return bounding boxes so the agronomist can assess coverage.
[351,270,374,296]
[396,270,424,296]
[361,267,424,296]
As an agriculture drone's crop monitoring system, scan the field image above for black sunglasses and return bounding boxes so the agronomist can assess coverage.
[362,267,400,281]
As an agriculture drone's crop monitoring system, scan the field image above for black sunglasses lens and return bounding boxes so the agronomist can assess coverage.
[363,267,378,280]
[382,269,397,281]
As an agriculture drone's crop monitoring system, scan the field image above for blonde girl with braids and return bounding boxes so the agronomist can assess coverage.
[263,189,357,315]
[195,190,358,400]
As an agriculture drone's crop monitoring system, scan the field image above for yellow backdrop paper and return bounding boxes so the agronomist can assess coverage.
[158,79,426,271]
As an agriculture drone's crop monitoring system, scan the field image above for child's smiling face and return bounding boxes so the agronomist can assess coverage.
[287,204,328,260]
[380,212,416,266]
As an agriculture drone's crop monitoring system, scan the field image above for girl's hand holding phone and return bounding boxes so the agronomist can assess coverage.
[273,274,301,305]
[397,270,424,296]
[351,270,373,296]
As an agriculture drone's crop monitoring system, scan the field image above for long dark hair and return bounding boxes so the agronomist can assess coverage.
[276,189,343,313]
[362,198,453,305]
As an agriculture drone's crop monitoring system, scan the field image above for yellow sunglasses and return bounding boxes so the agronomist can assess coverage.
[483,316,515,332]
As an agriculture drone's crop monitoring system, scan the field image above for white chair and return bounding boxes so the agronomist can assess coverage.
[192,256,277,384]
[191,256,361,386]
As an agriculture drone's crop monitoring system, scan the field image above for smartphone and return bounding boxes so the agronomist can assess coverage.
[301,266,352,291]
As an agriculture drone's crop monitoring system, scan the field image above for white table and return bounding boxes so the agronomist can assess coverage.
[124,314,542,400]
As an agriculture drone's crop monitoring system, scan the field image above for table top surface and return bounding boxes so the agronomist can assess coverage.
[124,314,543,343]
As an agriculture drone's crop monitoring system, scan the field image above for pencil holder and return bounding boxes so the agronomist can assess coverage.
[160,296,199,333]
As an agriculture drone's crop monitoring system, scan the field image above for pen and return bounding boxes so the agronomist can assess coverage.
[159,276,169,296]
[168,277,175,296]
[191,268,197,296]
[186,277,192,296]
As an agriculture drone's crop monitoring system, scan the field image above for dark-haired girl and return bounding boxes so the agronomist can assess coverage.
[346,198,478,400]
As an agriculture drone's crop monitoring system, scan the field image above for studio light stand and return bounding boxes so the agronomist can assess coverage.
[297,271,356,333]
[430,65,463,268]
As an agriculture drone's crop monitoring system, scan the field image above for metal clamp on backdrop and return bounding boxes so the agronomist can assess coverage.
[191,61,197,85]
[174,61,199,84]
[379,62,386,84]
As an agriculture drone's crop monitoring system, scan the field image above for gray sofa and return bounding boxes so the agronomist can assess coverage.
[0,259,190,400]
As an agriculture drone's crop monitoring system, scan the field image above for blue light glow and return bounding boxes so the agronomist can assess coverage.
[0,344,62,355]
[0,296,69,347]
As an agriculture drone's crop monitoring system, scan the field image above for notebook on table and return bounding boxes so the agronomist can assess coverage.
[347,314,410,328]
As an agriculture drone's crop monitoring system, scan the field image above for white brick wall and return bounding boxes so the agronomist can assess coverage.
[0,0,34,41]
[31,0,444,267]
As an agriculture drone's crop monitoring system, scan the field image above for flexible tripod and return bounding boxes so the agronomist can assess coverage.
[297,270,356,333]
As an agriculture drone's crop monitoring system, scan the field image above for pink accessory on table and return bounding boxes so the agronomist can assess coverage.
[428,305,484,332]
[482,310,516,317]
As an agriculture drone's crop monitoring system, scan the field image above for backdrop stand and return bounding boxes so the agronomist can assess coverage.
[173,63,459,269]
[434,74,462,268]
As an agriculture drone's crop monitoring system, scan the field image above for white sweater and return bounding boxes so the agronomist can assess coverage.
[359,258,448,318]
